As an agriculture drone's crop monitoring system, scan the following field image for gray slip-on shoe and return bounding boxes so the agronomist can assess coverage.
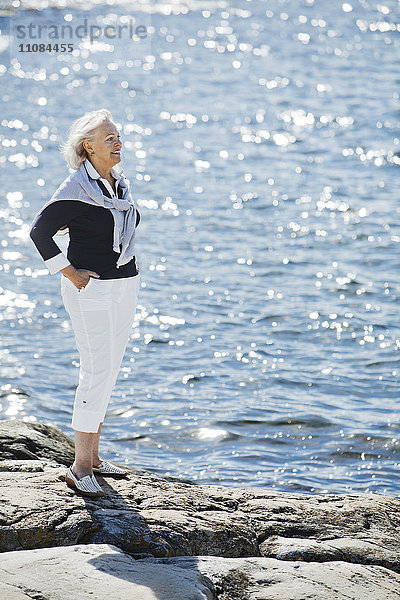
[92,460,129,478]
[65,466,105,498]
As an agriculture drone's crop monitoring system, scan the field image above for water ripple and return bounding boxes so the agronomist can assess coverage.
[0,0,399,496]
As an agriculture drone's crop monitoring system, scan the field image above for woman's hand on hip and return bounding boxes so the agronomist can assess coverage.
[60,264,100,289]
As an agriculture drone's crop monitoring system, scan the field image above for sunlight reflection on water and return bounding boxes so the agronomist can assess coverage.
[0,0,399,495]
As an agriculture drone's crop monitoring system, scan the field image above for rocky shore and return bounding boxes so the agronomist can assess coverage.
[1,419,400,599]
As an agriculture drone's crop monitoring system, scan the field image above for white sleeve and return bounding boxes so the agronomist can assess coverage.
[44,252,71,275]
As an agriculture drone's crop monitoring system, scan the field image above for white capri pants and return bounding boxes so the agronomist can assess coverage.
[61,274,140,433]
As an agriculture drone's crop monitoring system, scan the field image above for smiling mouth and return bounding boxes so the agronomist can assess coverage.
[111,151,121,154]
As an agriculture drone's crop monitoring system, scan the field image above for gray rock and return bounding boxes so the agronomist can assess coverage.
[0,420,74,464]
[1,544,400,600]
[0,543,214,600]
[152,555,400,600]
[259,535,400,568]
[1,419,400,599]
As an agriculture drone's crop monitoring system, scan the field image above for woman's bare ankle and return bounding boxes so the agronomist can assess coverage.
[72,462,93,479]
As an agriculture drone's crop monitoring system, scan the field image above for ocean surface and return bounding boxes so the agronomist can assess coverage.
[0,0,399,495]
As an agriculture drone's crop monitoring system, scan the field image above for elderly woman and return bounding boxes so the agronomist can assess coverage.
[30,108,140,498]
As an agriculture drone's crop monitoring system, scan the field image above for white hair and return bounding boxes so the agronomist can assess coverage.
[60,108,114,170]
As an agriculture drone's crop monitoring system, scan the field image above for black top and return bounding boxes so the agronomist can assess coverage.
[30,178,140,279]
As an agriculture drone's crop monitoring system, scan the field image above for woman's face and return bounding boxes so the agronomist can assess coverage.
[85,120,122,170]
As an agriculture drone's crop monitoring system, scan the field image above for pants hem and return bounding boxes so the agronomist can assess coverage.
[71,412,104,433]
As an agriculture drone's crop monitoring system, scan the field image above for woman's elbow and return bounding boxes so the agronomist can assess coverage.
[29,222,46,248]
[29,224,38,243]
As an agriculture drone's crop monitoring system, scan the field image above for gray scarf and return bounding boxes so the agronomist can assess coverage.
[37,160,137,268]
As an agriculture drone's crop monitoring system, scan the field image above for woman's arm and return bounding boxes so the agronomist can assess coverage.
[30,200,80,272]
[30,200,99,286]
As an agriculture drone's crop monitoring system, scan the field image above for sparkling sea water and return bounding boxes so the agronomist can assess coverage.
[0,0,400,495]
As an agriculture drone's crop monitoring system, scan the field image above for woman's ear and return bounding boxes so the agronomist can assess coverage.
[83,141,91,154]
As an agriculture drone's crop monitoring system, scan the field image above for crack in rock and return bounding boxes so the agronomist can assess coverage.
[213,569,251,600]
